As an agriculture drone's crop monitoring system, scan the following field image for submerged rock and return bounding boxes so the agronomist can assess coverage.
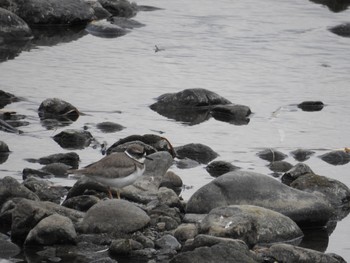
[290,148,315,162]
[257,149,288,162]
[205,160,240,177]
[96,121,125,133]
[329,23,350,37]
[297,101,324,111]
[0,90,20,108]
[26,152,80,169]
[186,171,334,227]
[174,143,218,164]
[210,104,251,125]
[86,19,129,38]
[268,161,293,173]
[108,16,145,29]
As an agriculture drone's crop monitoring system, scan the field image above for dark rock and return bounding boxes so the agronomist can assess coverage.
[109,239,138,255]
[0,141,10,164]
[108,16,145,29]
[281,163,315,186]
[0,90,19,108]
[24,214,77,246]
[11,199,84,244]
[297,101,324,111]
[329,23,350,37]
[79,199,150,235]
[290,148,315,162]
[62,195,100,212]
[210,104,251,125]
[257,148,287,162]
[86,19,129,38]
[148,204,182,229]
[155,234,181,250]
[65,176,110,199]
[0,118,22,134]
[200,205,303,247]
[0,176,39,208]
[159,171,183,193]
[0,7,32,41]
[268,161,293,173]
[186,171,334,227]
[41,162,72,177]
[170,235,259,263]
[27,152,80,169]
[96,121,125,133]
[174,224,198,242]
[319,149,350,165]
[38,98,79,123]
[22,168,53,180]
[53,129,93,149]
[157,187,181,208]
[309,0,350,12]
[85,0,112,20]
[0,235,20,259]
[175,157,201,169]
[205,160,240,177]
[97,0,138,17]
[257,243,346,263]
[0,0,94,25]
[174,143,218,164]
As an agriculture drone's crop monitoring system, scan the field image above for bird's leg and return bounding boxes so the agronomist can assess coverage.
[107,187,113,199]
[117,189,120,199]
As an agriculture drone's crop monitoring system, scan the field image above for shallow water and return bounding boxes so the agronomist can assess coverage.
[1,0,350,260]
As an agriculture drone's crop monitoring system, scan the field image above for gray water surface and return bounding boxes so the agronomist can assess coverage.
[1,0,350,260]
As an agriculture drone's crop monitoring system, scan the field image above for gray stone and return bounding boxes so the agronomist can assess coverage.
[329,23,350,38]
[319,150,350,165]
[41,162,72,176]
[0,140,10,152]
[98,0,138,18]
[25,214,77,246]
[257,148,287,162]
[86,19,129,38]
[62,195,100,212]
[96,121,125,133]
[79,199,150,235]
[186,171,334,227]
[155,234,181,250]
[53,129,93,149]
[38,98,79,121]
[0,7,32,41]
[205,160,240,177]
[30,151,80,169]
[157,187,181,208]
[174,143,218,164]
[0,237,20,259]
[174,224,198,242]
[210,104,251,125]
[290,149,315,162]
[200,205,303,247]
[282,163,314,186]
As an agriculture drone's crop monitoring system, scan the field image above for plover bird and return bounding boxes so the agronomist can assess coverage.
[69,144,152,198]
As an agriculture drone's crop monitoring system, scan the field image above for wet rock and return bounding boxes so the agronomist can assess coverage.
[159,171,183,193]
[25,214,77,246]
[0,90,20,108]
[108,17,145,29]
[22,168,53,180]
[205,160,240,177]
[170,235,259,263]
[53,129,93,149]
[148,204,182,231]
[11,199,84,244]
[65,176,110,199]
[157,187,181,208]
[290,173,350,208]
[319,149,350,165]
[79,199,150,235]
[41,162,72,177]
[0,176,39,208]
[85,0,112,20]
[0,0,94,25]
[27,152,80,169]
[0,234,20,259]
[96,121,125,133]
[257,243,346,263]
[174,224,198,242]
[0,118,22,134]
[0,7,32,41]
[268,160,293,173]
[106,134,176,158]
[281,163,315,186]
[297,101,324,111]
[98,0,138,17]
[0,141,10,164]
[23,177,68,204]
[62,195,100,212]
[175,157,201,169]
[86,19,129,38]
[309,0,350,12]
[155,234,181,250]
[38,98,79,123]
[257,148,287,162]
[186,171,334,227]
[210,104,251,125]
[290,148,315,162]
[174,143,218,164]
[200,205,303,247]
[329,23,350,37]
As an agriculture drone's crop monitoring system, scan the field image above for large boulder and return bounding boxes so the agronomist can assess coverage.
[186,171,334,227]
[78,199,150,235]
[0,0,94,25]
[200,205,303,247]
[0,7,32,41]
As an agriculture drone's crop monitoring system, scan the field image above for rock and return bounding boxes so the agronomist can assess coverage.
[290,149,315,162]
[0,176,39,208]
[186,171,334,227]
[41,162,72,177]
[309,0,350,12]
[205,160,240,177]
[109,239,138,255]
[157,187,181,208]
[210,104,251,125]
[38,98,79,122]
[155,234,181,250]
[174,224,198,242]
[98,0,138,17]
[25,214,77,246]
[0,236,20,259]
[133,233,154,248]
[0,90,19,108]
[200,205,303,247]
[79,199,150,235]
[53,129,93,149]
[96,121,125,133]
[27,152,80,169]
[62,195,100,212]
[0,141,10,164]
[85,0,111,20]
[11,199,84,244]
[22,168,53,180]
[148,204,182,231]
[65,176,110,199]
[159,171,183,193]
[297,101,324,111]
[0,0,94,25]
[319,150,350,165]
[268,161,293,173]
[290,173,350,208]
[86,19,129,38]
[257,149,287,162]
[281,163,315,186]
[175,157,201,169]
[170,235,259,263]
[257,243,346,263]
[0,7,32,41]
[174,143,218,164]
[329,23,350,37]
[108,17,145,29]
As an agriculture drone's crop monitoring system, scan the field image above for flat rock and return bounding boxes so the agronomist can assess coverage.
[186,171,334,227]
[200,205,303,247]
[79,199,150,235]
